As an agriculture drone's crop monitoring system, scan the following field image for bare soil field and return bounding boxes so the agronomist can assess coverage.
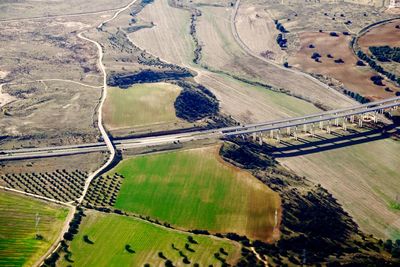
[261,0,395,34]
[196,71,320,123]
[0,80,101,148]
[280,136,400,239]
[358,20,400,49]
[128,0,194,66]
[0,0,131,20]
[0,152,106,176]
[289,31,395,100]
[235,2,285,63]
[358,19,400,77]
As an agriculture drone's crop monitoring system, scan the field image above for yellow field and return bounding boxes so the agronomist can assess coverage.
[103,83,190,132]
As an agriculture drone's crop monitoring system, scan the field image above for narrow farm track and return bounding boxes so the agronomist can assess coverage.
[0,3,134,23]
[37,1,139,265]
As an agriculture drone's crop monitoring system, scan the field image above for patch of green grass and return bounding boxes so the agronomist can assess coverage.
[111,146,280,242]
[0,190,69,267]
[103,82,185,129]
[58,211,240,266]
[389,201,400,211]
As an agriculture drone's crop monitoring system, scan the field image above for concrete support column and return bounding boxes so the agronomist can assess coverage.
[358,117,363,127]
[350,115,355,123]
[303,124,307,133]
[294,126,298,140]
[319,121,323,130]
[277,129,281,143]
[310,124,315,137]
[286,127,290,136]
[270,130,274,139]
[373,111,378,123]
[252,132,256,141]
[335,118,339,127]
[342,119,347,131]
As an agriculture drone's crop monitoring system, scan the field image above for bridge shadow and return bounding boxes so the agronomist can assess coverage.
[265,124,399,158]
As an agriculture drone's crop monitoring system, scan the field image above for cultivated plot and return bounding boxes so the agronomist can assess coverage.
[58,210,241,266]
[103,82,191,135]
[110,145,281,242]
[0,190,69,267]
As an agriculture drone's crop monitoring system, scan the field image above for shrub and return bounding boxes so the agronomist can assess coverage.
[334,58,344,64]
[356,60,365,66]
[329,32,339,37]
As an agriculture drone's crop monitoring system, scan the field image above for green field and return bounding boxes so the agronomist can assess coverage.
[104,82,188,130]
[0,190,69,267]
[111,146,280,242]
[58,210,241,266]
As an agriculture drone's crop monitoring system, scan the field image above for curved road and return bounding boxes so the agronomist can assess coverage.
[231,0,353,102]
[36,1,138,265]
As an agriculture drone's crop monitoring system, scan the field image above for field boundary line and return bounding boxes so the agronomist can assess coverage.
[0,186,72,207]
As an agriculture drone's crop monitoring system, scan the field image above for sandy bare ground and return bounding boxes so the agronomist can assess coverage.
[289,32,395,100]
[195,70,319,124]
[358,19,400,49]
[128,0,193,66]
[0,83,16,108]
[280,137,400,239]
[235,2,285,63]
[197,3,355,109]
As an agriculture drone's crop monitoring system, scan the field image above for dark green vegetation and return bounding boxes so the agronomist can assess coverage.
[0,190,68,267]
[0,170,87,202]
[83,173,124,208]
[357,50,400,86]
[56,210,240,266]
[220,140,400,266]
[109,146,280,242]
[343,89,370,104]
[107,70,193,89]
[369,46,400,63]
[173,80,219,122]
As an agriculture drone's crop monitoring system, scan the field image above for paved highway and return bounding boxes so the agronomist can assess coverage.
[1,96,399,161]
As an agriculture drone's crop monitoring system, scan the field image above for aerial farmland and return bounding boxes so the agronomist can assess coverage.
[0,0,399,266]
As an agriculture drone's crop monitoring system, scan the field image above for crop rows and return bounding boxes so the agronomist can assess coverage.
[0,170,87,202]
[84,173,124,207]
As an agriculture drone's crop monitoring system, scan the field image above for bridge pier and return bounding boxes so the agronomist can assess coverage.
[335,118,339,127]
[286,127,291,136]
[293,126,298,140]
[270,130,274,139]
[350,115,355,123]
[303,124,307,133]
[358,117,363,127]
[319,120,324,130]
[342,119,347,131]
[277,129,281,143]
[258,132,263,145]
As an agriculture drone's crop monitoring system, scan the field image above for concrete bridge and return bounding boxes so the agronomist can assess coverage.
[220,96,400,144]
[1,97,399,161]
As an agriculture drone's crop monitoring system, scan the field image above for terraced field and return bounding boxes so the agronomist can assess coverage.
[103,83,191,134]
[110,145,281,242]
[0,190,69,267]
[58,210,241,266]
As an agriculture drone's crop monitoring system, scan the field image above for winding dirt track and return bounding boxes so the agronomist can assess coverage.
[34,1,138,265]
